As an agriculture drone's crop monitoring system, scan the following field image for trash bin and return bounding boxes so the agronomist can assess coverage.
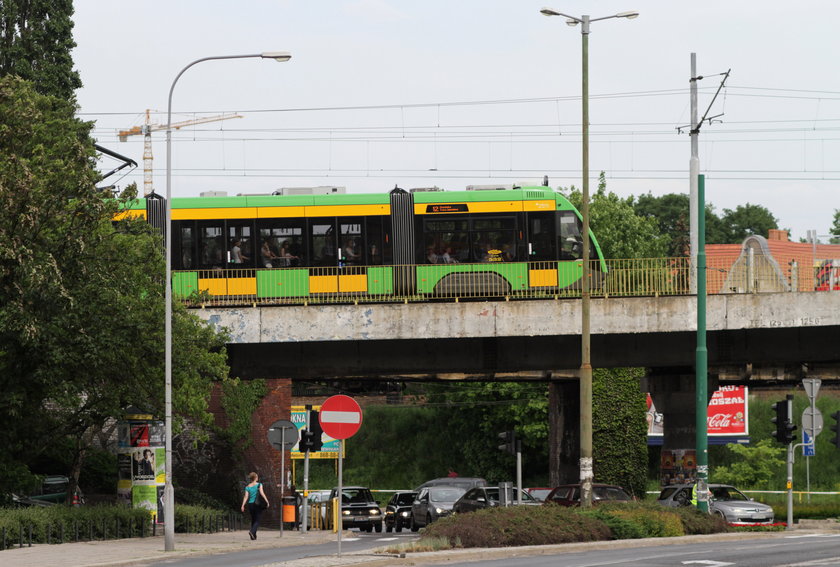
[282,496,297,529]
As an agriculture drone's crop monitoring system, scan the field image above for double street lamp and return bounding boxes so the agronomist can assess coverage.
[540,7,638,508]
[163,51,291,551]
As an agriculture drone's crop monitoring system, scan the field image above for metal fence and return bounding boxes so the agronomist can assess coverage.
[174,256,837,308]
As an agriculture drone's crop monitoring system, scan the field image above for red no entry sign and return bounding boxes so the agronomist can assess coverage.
[319,395,363,440]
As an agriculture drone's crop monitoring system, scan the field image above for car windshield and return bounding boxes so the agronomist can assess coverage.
[658,487,679,500]
[593,486,631,501]
[527,489,551,501]
[710,486,749,501]
[342,488,373,503]
[395,493,415,506]
[429,488,465,502]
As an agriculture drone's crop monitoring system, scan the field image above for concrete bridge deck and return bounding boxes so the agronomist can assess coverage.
[196,292,840,379]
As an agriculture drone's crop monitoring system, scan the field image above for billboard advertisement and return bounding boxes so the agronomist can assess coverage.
[117,420,166,522]
[646,385,749,445]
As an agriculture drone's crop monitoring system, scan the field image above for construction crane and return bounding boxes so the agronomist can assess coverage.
[118,109,242,196]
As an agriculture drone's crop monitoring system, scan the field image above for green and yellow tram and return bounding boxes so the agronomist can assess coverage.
[120,185,606,303]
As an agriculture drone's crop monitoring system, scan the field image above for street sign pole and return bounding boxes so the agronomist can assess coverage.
[279,427,285,537]
[302,407,310,532]
[318,395,363,559]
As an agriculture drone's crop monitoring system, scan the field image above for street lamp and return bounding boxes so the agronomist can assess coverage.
[163,51,291,551]
[540,7,637,508]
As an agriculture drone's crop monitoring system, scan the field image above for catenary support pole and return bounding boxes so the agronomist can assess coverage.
[695,174,709,513]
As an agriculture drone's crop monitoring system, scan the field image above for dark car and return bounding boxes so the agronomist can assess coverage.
[384,491,417,532]
[452,486,540,513]
[544,483,632,506]
[328,486,383,532]
[410,485,466,531]
[657,483,775,526]
[415,477,487,491]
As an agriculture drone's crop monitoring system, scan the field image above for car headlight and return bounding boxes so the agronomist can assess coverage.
[369,508,381,515]
[434,507,444,514]
[342,510,351,515]
[400,511,410,517]
[385,510,393,516]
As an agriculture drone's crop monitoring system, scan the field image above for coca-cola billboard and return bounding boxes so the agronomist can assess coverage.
[647,385,748,437]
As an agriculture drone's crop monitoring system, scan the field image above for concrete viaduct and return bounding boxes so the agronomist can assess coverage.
[196,292,840,381]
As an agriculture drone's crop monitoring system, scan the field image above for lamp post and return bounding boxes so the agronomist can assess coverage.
[163,51,291,551]
[540,7,637,508]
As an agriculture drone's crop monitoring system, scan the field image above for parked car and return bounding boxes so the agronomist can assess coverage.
[544,483,632,506]
[328,486,383,532]
[384,491,417,532]
[452,486,540,513]
[28,475,84,506]
[524,487,552,502]
[415,477,486,491]
[299,489,332,528]
[657,483,775,525]
[410,485,466,531]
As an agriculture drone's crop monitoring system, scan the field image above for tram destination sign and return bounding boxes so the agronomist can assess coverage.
[426,204,468,213]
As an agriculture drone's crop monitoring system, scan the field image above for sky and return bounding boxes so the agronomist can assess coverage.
[72,1,840,242]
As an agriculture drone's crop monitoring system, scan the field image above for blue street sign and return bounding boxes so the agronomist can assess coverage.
[803,430,815,457]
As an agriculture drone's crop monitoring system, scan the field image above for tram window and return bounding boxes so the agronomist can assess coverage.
[257,222,303,268]
[422,217,468,264]
[196,223,225,270]
[366,217,385,265]
[228,223,254,267]
[339,219,363,266]
[179,225,194,269]
[558,211,583,260]
[528,212,556,261]
[472,230,515,262]
[311,221,337,266]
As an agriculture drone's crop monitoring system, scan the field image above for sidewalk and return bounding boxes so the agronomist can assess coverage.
[1,528,346,567]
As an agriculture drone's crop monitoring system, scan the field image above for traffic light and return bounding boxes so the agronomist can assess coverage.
[498,430,516,455]
[831,411,840,450]
[770,395,797,445]
[308,410,324,452]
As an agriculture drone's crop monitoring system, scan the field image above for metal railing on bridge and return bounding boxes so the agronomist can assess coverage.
[173,256,837,308]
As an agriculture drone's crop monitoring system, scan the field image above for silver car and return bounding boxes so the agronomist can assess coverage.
[657,483,775,526]
[410,486,466,531]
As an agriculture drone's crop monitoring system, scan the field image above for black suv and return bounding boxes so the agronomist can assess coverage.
[384,491,417,532]
[328,486,383,532]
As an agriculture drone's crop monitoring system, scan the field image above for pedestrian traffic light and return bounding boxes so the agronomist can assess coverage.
[498,430,516,455]
[770,396,796,445]
[831,411,840,450]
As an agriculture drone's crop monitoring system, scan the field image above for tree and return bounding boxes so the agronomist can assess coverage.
[0,0,81,101]
[566,174,668,259]
[710,440,784,489]
[0,76,229,498]
[831,210,840,244]
[720,203,778,243]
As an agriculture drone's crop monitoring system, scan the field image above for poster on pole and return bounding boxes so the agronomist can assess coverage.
[290,405,341,459]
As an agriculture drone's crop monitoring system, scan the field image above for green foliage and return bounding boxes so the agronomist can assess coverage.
[0,504,151,544]
[173,504,230,533]
[831,209,840,244]
[423,503,724,548]
[566,174,668,259]
[593,368,648,497]
[0,76,230,493]
[0,0,82,101]
[720,203,778,243]
[219,378,267,450]
[710,440,784,488]
[425,505,612,547]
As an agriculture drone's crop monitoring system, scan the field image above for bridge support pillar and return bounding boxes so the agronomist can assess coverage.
[548,379,580,486]
[643,369,717,487]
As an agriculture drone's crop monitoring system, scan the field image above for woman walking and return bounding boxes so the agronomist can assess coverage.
[241,472,269,539]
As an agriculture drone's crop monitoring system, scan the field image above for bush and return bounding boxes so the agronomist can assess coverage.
[422,503,727,549]
[424,506,611,547]
[173,504,231,533]
[0,504,151,547]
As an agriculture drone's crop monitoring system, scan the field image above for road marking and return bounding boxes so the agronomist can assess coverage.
[786,533,840,538]
[681,561,734,566]
[342,537,361,542]
[377,537,398,541]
